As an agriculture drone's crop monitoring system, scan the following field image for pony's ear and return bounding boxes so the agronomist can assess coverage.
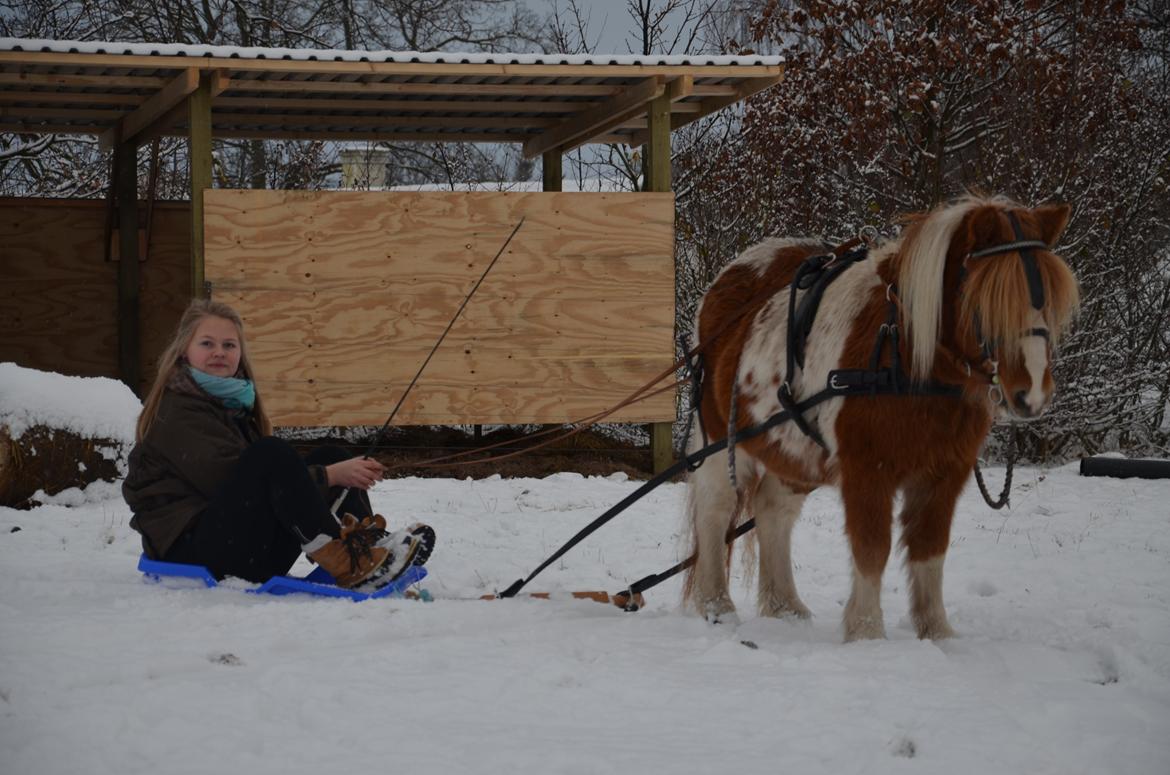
[1031,203,1071,246]
[962,205,1003,255]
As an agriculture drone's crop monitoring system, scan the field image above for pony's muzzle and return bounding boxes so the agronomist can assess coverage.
[1011,388,1051,419]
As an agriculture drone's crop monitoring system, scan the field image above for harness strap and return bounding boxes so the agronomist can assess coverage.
[616,518,759,610]
[1007,212,1047,310]
[677,333,708,470]
[968,239,1048,259]
[778,246,873,451]
[496,387,842,599]
[499,349,972,601]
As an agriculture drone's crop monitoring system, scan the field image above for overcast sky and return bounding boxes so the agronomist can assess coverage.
[546,0,635,53]
[541,1,753,57]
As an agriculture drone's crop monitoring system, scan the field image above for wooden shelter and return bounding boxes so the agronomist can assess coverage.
[0,39,783,471]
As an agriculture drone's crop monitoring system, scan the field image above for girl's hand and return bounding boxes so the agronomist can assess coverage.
[325,457,385,489]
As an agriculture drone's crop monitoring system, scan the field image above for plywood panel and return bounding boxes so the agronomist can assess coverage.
[0,198,191,392]
[263,376,666,427]
[206,190,676,425]
[222,289,671,352]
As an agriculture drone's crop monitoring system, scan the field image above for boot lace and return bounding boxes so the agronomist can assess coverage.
[341,525,382,569]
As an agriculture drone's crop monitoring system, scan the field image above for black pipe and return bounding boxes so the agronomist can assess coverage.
[1079,456,1170,480]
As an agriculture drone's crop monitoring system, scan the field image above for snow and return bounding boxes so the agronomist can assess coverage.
[2,372,1170,774]
[0,362,140,442]
[0,37,782,68]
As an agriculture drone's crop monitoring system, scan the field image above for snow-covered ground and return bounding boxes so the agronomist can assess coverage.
[4,467,1170,774]
[2,367,1169,774]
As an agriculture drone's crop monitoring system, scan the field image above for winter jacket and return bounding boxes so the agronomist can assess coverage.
[122,373,328,558]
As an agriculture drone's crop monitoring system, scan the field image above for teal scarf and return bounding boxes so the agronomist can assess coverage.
[188,366,256,411]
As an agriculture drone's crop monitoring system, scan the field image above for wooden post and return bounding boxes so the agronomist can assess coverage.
[189,74,213,298]
[115,140,141,394]
[645,94,672,192]
[539,148,563,445]
[644,93,675,474]
[542,149,562,192]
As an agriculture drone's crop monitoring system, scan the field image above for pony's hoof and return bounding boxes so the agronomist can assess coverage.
[761,599,812,620]
[915,619,956,640]
[702,598,739,626]
[843,616,886,642]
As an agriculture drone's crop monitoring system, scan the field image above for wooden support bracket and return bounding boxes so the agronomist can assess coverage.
[98,69,200,151]
[522,76,665,159]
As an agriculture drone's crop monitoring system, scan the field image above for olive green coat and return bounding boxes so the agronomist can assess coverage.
[122,381,327,558]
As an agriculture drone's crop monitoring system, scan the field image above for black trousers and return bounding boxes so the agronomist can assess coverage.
[164,438,374,582]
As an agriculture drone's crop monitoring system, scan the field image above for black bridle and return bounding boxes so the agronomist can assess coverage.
[964,211,1053,405]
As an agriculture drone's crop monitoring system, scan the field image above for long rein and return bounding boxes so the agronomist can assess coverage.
[356,233,1027,603]
[493,236,1040,603]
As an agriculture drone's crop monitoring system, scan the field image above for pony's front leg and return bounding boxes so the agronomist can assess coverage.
[751,474,811,619]
[684,447,742,624]
[899,468,968,640]
[840,465,897,641]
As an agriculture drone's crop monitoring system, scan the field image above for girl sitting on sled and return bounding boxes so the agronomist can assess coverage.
[123,298,433,589]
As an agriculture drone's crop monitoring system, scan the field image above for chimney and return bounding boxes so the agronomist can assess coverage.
[340,149,390,189]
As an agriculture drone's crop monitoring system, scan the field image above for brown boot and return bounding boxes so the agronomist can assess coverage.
[360,515,435,569]
[358,514,388,531]
[306,515,391,588]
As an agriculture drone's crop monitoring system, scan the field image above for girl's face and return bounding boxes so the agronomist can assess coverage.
[185,316,242,378]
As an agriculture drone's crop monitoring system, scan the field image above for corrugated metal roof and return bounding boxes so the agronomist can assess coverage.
[0,38,784,153]
[3,37,782,68]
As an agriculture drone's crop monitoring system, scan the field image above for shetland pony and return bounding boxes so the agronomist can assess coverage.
[682,196,1079,641]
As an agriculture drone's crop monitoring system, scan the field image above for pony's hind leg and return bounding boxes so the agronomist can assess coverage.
[751,474,811,619]
[899,467,968,640]
[683,443,743,624]
[840,463,897,641]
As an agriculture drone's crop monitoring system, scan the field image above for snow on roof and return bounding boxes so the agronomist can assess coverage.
[1,38,783,68]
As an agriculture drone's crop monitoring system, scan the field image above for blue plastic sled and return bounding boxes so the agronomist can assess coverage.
[138,554,427,601]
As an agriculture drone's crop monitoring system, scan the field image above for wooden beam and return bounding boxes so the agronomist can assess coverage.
[610,76,693,130]
[644,93,672,193]
[522,76,665,159]
[690,83,740,97]
[0,122,619,145]
[0,122,99,135]
[0,72,170,89]
[191,128,538,143]
[626,74,783,147]
[99,69,200,151]
[209,69,231,97]
[189,75,212,299]
[0,89,697,116]
[0,70,750,96]
[665,75,695,101]
[212,96,605,113]
[0,91,145,106]
[210,113,558,130]
[650,421,674,475]
[645,90,676,474]
[115,140,141,394]
[542,150,562,192]
[136,102,189,147]
[232,80,622,97]
[0,106,124,121]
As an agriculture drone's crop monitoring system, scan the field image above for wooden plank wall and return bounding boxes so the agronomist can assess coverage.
[0,198,190,394]
[205,190,677,426]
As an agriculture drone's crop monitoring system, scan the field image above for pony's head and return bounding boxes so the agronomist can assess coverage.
[895,196,1080,419]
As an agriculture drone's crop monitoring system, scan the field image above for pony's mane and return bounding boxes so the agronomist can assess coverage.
[894,195,1015,381]
[956,226,1080,363]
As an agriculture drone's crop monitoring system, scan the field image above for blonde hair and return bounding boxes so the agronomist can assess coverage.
[136,299,273,442]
